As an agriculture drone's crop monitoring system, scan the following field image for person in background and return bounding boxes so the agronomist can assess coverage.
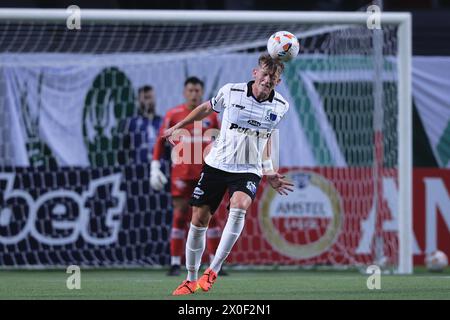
[151,77,227,277]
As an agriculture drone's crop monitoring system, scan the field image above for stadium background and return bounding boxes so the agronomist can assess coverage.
[0,0,449,274]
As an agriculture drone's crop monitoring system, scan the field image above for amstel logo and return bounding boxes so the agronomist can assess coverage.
[259,170,343,259]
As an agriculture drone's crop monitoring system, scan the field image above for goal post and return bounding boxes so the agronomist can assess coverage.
[397,15,413,275]
[0,9,412,273]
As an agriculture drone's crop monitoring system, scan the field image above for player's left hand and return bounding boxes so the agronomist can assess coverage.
[267,173,294,195]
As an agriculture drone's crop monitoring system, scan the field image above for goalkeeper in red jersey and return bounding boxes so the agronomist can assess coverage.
[151,76,226,276]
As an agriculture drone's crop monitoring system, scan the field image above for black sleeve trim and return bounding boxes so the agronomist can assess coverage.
[274,97,286,105]
[210,99,220,113]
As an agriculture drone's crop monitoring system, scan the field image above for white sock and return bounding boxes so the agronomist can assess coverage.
[171,256,181,266]
[185,223,207,281]
[210,208,246,274]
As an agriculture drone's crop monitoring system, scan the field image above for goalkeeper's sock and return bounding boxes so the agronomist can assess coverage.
[171,256,181,266]
[210,208,246,274]
[170,210,188,260]
[170,228,186,261]
[185,223,207,282]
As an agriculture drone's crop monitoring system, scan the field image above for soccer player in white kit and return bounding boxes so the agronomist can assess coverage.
[163,54,294,295]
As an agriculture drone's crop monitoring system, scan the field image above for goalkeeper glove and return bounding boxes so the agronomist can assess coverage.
[150,160,168,191]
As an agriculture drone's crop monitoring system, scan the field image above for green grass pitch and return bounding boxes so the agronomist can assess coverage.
[0,268,449,300]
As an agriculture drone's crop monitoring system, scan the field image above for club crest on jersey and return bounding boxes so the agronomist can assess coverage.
[265,109,278,122]
[246,181,257,195]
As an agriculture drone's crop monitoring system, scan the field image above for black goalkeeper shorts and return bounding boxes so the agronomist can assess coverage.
[189,164,261,214]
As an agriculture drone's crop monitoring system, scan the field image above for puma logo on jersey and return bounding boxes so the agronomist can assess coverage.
[229,123,271,139]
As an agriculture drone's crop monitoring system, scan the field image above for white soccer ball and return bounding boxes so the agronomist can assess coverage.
[425,250,448,272]
[267,31,300,62]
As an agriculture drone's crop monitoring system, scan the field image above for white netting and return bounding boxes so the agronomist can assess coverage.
[0,12,404,270]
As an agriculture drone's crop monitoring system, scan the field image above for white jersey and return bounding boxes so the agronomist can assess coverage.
[204,81,289,177]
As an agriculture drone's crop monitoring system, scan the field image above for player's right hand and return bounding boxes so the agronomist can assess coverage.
[150,160,168,191]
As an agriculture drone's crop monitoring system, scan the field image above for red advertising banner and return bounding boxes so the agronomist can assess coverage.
[215,168,450,266]
[413,169,450,265]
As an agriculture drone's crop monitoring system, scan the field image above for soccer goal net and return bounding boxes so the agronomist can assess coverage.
[0,9,412,273]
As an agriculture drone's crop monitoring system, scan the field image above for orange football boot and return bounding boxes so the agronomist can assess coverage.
[197,268,218,292]
[172,280,199,296]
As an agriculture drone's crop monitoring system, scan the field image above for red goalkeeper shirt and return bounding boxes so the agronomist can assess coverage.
[153,103,220,180]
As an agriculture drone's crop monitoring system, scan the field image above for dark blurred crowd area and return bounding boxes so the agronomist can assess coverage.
[2,0,450,55]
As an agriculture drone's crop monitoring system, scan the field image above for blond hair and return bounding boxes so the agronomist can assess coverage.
[258,54,285,76]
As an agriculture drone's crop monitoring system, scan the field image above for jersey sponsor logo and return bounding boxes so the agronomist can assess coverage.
[247,119,261,127]
[246,181,257,195]
[229,123,271,139]
[265,109,278,122]
[259,170,342,259]
[232,104,246,110]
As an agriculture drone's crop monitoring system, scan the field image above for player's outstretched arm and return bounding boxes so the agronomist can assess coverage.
[267,173,294,195]
[162,101,214,145]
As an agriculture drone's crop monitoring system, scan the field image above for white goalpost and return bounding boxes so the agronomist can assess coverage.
[0,9,412,274]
